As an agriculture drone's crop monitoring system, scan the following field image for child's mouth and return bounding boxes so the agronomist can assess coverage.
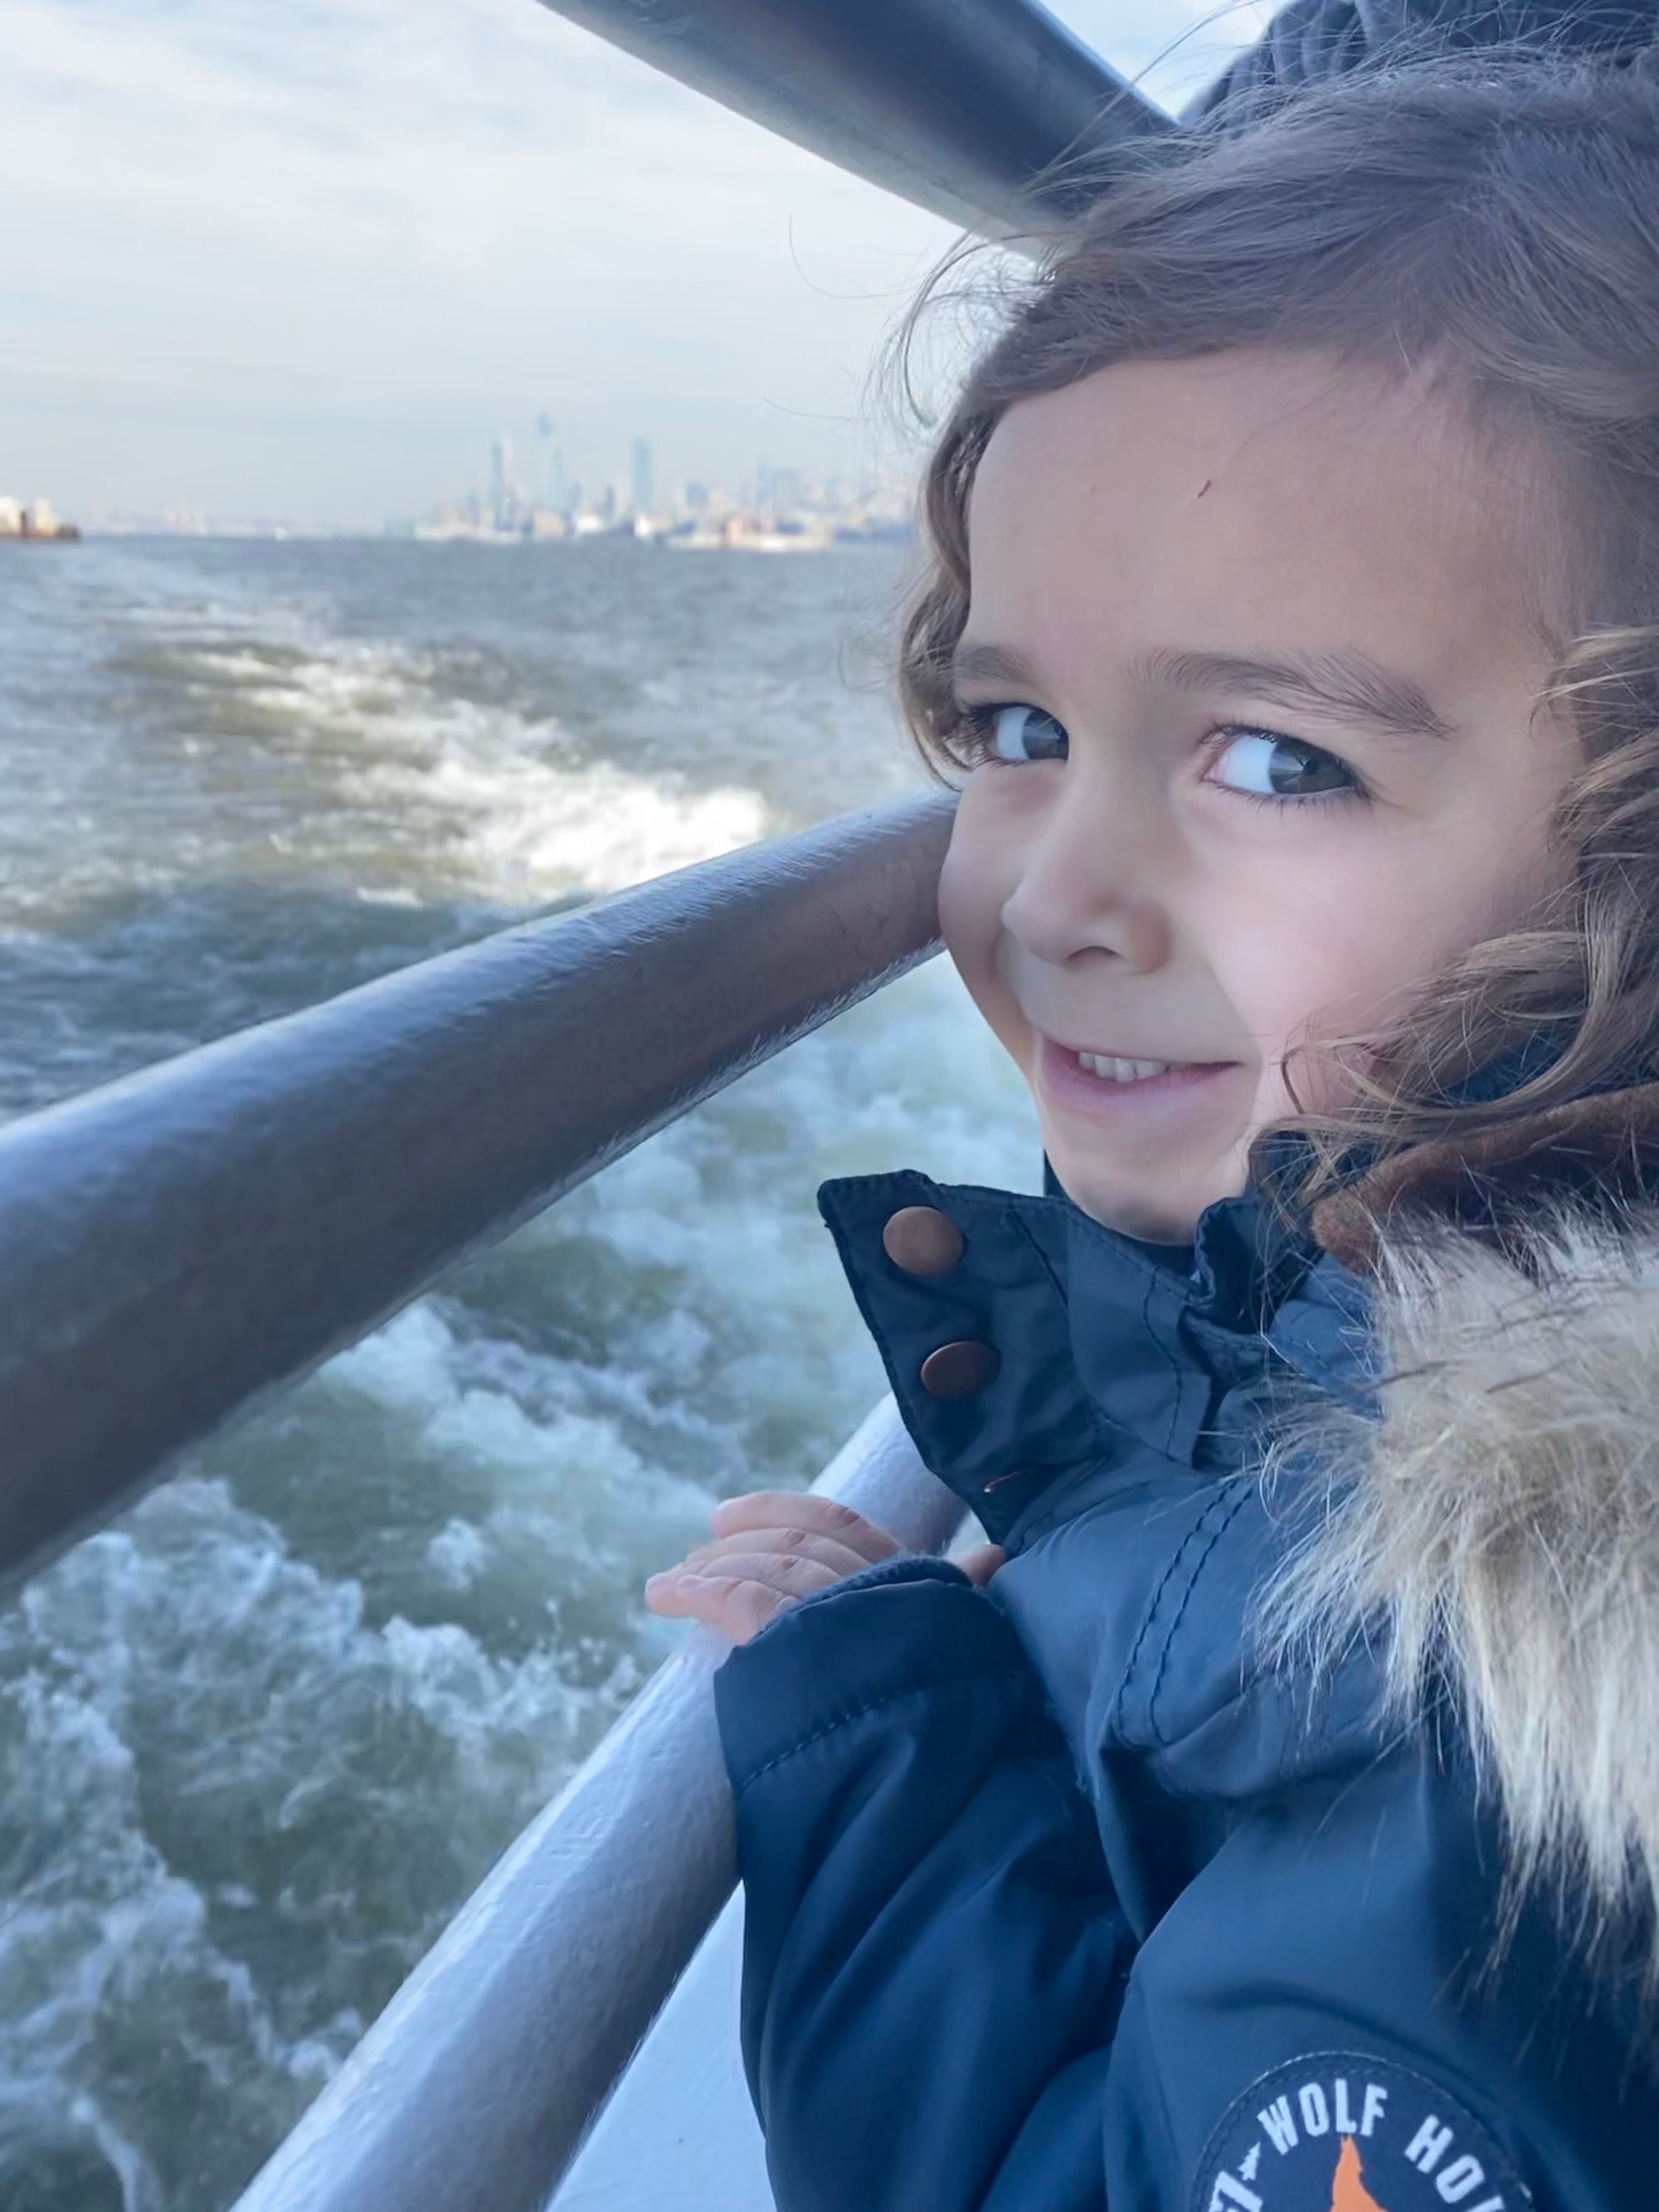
[1038,1036,1239,1120]
[1077,1050,1181,1084]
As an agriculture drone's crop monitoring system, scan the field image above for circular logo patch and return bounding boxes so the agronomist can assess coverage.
[1192,2053,1532,2212]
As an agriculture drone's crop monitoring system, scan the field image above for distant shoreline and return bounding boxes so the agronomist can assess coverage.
[75,526,909,548]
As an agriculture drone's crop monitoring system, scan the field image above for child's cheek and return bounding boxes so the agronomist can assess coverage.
[1203,833,1529,1125]
[938,779,1031,1065]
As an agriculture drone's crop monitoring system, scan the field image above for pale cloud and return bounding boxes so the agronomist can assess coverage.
[1,0,1263,523]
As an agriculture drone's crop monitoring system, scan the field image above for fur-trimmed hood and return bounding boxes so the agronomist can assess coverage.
[1277,1082,1659,1964]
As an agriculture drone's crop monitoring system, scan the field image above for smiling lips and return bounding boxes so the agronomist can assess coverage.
[1050,1037,1235,1086]
[1077,1051,1177,1085]
[1034,1037,1241,1119]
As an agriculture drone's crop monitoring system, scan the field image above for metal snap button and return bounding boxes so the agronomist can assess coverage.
[919,1339,1000,1398]
[881,1205,965,1276]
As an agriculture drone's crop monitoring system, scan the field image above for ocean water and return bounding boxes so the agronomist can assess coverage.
[0,536,1039,2210]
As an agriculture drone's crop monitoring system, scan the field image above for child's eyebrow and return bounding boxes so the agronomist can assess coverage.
[951,641,1042,694]
[950,639,1456,743]
[1130,646,1457,743]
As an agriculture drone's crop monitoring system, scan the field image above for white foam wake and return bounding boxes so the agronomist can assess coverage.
[137,606,771,909]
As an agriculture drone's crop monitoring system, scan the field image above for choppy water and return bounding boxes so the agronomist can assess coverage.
[0,536,1038,2210]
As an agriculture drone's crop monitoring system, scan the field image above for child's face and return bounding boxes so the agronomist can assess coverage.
[939,348,1583,1243]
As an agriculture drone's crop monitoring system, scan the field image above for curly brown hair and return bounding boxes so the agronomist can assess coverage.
[892,54,1659,1203]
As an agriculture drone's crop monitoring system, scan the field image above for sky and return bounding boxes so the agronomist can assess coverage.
[1,0,1267,527]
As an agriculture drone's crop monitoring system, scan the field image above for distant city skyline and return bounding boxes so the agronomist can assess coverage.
[422,426,907,530]
[2,0,1266,528]
[392,426,916,546]
[31,429,916,539]
[17,423,912,540]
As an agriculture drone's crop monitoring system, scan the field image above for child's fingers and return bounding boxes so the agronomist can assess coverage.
[652,1550,841,1607]
[954,1543,1007,1587]
[644,1569,774,1640]
[678,1527,876,1582]
[709,1490,899,1563]
[645,1558,838,1643]
[645,1495,912,1649]
[685,1577,795,1646]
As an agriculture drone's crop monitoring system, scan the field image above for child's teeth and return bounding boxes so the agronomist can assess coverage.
[1078,1053,1172,1082]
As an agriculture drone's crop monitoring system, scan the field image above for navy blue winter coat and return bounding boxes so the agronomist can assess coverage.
[713,1099,1659,2212]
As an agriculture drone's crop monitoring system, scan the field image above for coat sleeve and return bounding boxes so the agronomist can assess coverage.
[715,1549,1654,2211]
[713,1553,1134,2212]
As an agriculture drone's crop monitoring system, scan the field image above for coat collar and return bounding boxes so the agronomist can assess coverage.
[817,1042,1659,1543]
[814,1154,1373,1544]
[1311,1077,1659,1266]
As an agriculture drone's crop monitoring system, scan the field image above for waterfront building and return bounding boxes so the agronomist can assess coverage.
[0,494,80,540]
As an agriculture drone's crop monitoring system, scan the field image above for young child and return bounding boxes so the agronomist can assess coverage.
[645,54,1659,2210]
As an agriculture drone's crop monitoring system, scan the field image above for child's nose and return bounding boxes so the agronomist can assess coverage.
[995,827,1176,973]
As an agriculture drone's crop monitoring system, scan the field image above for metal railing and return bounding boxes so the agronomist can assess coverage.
[230,1398,961,2212]
[2,2,1189,2203]
[0,790,954,1595]
[537,0,1165,237]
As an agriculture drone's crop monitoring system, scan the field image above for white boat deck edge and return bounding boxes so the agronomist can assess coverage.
[550,1892,771,2212]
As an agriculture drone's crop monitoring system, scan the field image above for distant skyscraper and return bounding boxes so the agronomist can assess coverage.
[685,480,709,513]
[630,437,654,518]
[537,413,557,509]
[490,436,514,529]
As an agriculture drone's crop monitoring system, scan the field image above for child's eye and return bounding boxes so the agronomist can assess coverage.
[957,702,1068,765]
[1205,727,1363,803]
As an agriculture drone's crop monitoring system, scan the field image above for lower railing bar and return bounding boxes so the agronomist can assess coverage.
[226,1394,963,2212]
[0,788,955,1596]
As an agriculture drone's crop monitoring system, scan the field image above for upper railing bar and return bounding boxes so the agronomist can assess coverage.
[0,790,956,1597]
[536,0,1169,240]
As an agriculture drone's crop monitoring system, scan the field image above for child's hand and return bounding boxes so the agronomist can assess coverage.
[645,1491,1005,1645]
[645,1492,899,1645]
